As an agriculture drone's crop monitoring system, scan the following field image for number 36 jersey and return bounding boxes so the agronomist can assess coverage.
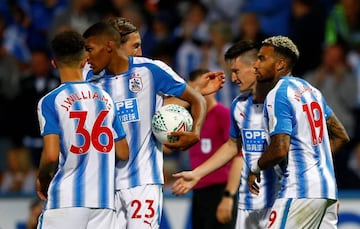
[264,76,337,200]
[37,82,126,210]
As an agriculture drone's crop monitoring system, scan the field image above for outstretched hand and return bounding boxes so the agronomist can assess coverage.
[199,71,225,95]
[171,170,200,195]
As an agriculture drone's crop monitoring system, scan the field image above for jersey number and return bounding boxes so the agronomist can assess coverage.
[69,110,113,154]
[131,199,155,219]
[302,102,324,145]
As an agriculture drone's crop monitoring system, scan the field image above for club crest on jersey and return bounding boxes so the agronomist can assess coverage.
[129,76,142,93]
[201,138,212,154]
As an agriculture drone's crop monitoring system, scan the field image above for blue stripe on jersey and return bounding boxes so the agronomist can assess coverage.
[68,85,87,206]
[93,86,110,207]
[99,153,109,207]
[264,168,276,208]
[149,74,161,184]
[125,69,141,187]
[75,154,86,206]
[86,69,93,81]
[38,211,44,228]
[287,81,308,197]
[280,198,292,229]
[243,96,253,209]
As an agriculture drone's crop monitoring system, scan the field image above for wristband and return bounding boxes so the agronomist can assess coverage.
[251,161,261,174]
[222,190,235,198]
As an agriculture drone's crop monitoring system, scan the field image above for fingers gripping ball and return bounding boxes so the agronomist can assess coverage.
[152,104,193,143]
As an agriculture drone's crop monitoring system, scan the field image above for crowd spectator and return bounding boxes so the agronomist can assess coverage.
[0,146,37,194]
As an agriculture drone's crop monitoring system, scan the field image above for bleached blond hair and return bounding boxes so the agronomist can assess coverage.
[262,36,300,67]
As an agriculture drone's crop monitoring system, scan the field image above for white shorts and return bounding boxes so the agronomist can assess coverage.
[115,184,163,229]
[267,198,336,229]
[319,200,339,229]
[37,207,117,229]
[236,208,271,229]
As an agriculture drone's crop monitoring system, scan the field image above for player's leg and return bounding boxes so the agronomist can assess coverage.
[266,198,329,229]
[37,208,89,229]
[88,208,117,229]
[235,208,271,229]
[115,190,127,229]
[319,199,338,229]
[118,184,163,229]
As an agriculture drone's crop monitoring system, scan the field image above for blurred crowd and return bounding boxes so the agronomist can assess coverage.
[0,0,360,198]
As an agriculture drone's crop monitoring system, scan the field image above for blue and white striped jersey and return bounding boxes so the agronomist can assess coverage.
[37,82,126,210]
[84,56,186,189]
[230,92,281,210]
[264,76,337,200]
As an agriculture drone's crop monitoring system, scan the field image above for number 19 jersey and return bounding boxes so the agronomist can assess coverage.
[264,76,337,200]
[37,82,126,210]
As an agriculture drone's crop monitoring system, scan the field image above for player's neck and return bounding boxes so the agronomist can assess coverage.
[253,81,273,103]
[106,53,129,75]
[59,68,83,83]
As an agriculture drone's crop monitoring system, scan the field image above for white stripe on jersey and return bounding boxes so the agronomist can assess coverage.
[264,76,337,200]
[37,82,125,210]
[84,56,187,189]
[230,92,280,210]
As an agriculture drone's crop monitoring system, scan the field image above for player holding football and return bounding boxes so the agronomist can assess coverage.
[248,36,350,228]
[36,30,129,229]
[82,22,207,228]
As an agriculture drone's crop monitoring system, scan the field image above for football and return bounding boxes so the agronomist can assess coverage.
[152,104,193,143]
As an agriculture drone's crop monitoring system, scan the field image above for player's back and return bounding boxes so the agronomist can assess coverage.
[264,76,336,200]
[38,82,118,210]
[231,92,280,210]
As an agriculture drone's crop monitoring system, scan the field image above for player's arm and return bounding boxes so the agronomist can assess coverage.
[172,137,240,195]
[326,113,350,154]
[164,85,206,151]
[37,134,60,200]
[115,138,129,160]
[248,133,290,195]
[216,154,242,224]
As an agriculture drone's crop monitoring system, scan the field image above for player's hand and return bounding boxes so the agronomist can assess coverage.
[247,171,261,195]
[171,170,200,195]
[216,197,234,224]
[199,71,225,95]
[163,131,199,151]
[36,179,48,201]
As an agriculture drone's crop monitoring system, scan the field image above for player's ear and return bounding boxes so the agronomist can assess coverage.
[51,59,57,69]
[106,41,114,53]
[80,57,87,68]
[275,59,286,72]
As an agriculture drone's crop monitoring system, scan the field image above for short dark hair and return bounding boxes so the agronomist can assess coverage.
[105,17,138,44]
[224,40,259,63]
[188,68,209,82]
[51,30,85,66]
[83,21,121,45]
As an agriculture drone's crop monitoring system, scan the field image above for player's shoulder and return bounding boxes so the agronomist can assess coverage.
[131,56,170,69]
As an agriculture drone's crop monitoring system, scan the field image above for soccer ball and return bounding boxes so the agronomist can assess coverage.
[152,104,193,143]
